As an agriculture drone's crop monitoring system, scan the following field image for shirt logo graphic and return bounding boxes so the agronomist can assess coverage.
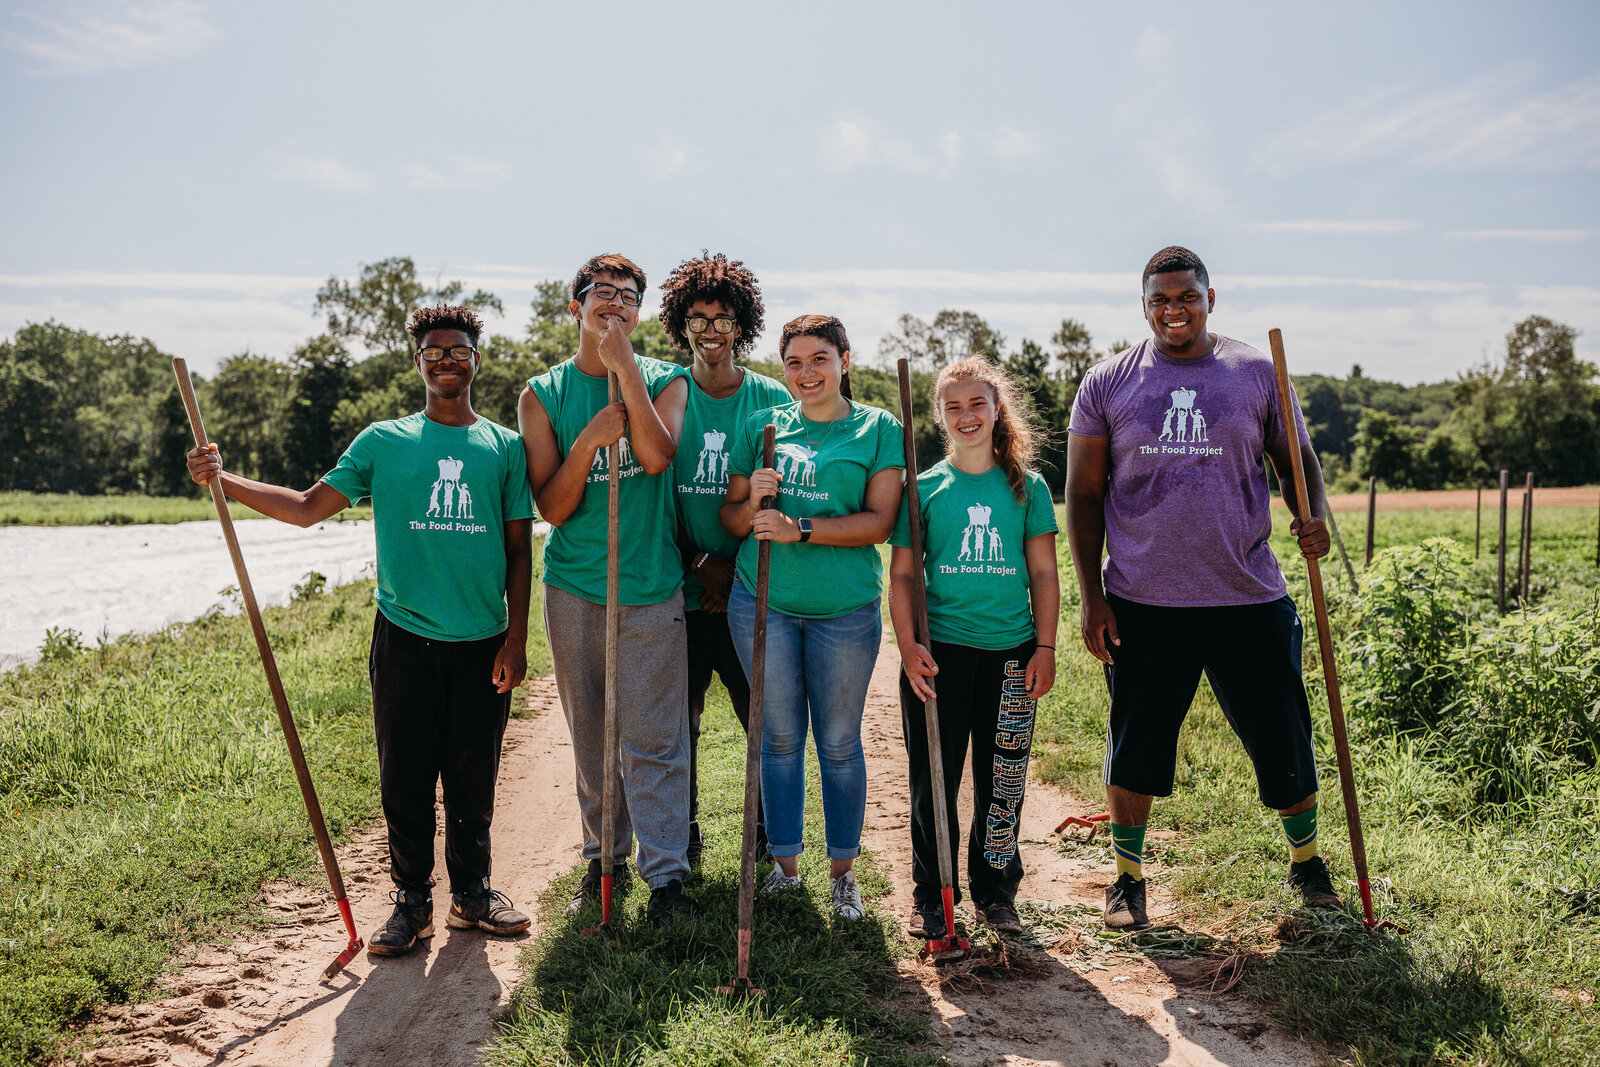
[590,435,635,476]
[775,443,819,487]
[1157,387,1209,443]
[426,455,474,519]
[958,501,1005,563]
[694,429,730,484]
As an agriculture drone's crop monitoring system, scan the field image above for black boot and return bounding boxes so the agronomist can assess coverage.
[369,887,434,957]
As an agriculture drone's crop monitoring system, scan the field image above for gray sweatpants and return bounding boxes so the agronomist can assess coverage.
[544,584,691,889]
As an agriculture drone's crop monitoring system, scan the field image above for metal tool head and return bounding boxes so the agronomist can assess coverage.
[717,977,767,998]
[922,933,971,963]
[1053,811,1110,837]
[320,935,365,982]
[581,876,617,936]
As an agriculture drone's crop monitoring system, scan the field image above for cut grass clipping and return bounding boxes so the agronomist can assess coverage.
[0,571,551,1067]
[1035,505,1600,1064]
[485,683,939,1067]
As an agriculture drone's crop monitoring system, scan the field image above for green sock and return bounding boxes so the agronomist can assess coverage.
[1110,823,1145,881]
[1282,806,1319,864]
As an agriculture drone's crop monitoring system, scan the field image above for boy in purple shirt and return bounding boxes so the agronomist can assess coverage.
[1065,246,1341,930]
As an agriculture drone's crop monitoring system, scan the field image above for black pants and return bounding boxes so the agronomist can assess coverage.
[900,638,1037,908]
[685,608,757,828]
[369,611,511,894]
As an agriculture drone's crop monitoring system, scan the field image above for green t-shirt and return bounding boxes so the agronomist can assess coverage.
[321,412,535,642]
[890,461,1057,649]
[674,368,793,611]
[728,401,905,620]
[527,354,687,606]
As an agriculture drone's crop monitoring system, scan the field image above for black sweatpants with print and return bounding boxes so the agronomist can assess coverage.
[899,637,1038,908]
[685,608,759,829]
[369,611,511,894]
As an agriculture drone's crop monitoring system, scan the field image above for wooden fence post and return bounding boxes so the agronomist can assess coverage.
[1497,469,1509,614]
[1365,475,1377,567]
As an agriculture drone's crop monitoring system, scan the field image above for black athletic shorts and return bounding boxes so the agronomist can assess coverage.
[1101,593,1319,810]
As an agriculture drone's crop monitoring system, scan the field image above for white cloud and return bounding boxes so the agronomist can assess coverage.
[265,152,374,193]
[4,0,216,75]
[643,136,688,180]
[1251,219,1420,235]
[402,155,509,190]
[1445,229,1593,242]
[990,123,1040,165]
[822,117,961,176]
[1265,67,1600,173]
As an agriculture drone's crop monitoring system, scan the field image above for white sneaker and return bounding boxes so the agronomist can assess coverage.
[761,867,802,894]
[830,870,864,920]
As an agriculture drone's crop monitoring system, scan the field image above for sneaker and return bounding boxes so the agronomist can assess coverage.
[565,858,633,915]
[686,820,705,868]
[1287,856,1343,909]
[830,870,865,921]
[761,867,802,894]
[1104,873,1149,930]
[907,902,947,940]
[447,879,531,936]
[646,878,700,928]
[368,888,434,957]
[975,900,1023,934]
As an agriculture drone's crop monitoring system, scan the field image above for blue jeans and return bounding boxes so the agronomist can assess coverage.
[728,581,881,860]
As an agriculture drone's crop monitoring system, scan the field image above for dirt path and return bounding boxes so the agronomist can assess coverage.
[85,639,1315,1066]
[1326,485,1598,512]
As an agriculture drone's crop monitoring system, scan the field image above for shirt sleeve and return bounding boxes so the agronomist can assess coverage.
[1067,368,1109,437]
[502,435,536,521]
[319,426,375,506]
[869,410,907,475]
[1023,473,1059,538]
[727,412,759,479]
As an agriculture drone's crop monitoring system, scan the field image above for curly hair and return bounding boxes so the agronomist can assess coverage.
[407,304,484,346]
[571,253,647,304]
[779,314,854,401]
[934,359,1044,503]
[658,252,765,357]
[1142,245,1209,291]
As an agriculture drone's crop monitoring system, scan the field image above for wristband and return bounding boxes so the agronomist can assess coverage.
[693,552,710,571]
[1036,644,1055,650]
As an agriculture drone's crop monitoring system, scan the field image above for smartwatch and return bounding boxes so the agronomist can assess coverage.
[797,517,813,543]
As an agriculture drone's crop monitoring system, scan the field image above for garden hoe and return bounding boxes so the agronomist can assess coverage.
[171,358,364,980]
[720,425,777,998]
[897,359,971,963]
[1053,811,1109,838]
[1267,331,1405,935]
[587,371,624,937]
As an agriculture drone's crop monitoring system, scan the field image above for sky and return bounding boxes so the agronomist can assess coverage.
[2,0,1597,383]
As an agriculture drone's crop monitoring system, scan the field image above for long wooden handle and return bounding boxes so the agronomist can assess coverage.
[171,358,347,903]
[735,424,777,980]
[602,372,621,891]
[1267,330,1374,924]
[896,359,957,893]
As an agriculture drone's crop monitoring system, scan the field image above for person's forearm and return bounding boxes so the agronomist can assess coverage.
[535,449,594,527]
[1065,490,1109,602]
[888,568,918,647]
[616,368,676,474]
[807,510,894,547]
[504,545,532,642]
[720,493,758,537]
[1271,443,1328,521]
[215,473,333,528]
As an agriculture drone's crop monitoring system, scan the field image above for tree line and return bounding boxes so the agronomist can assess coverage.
[1,255,1595,497]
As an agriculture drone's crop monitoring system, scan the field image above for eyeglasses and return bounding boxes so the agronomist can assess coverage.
[418,345,478,363]
[686,315,736,335]
[577,281,643,308]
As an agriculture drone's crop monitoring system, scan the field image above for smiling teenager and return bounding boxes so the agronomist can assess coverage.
[889,359,1060,939]
[1065,247,1340,931]
[718,315,904,921]
[658,253,791,866]
[517,254,700,927]
[185,305,536,957]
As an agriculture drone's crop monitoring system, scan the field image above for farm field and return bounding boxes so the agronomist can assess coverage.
[2,505,1596,1064]
[0,491,373,526]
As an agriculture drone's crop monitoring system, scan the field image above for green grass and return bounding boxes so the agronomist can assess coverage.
[0,490,373,526]
[1034,505,1600,1065]
[0,556,551,1066]
[486,684,939,1067]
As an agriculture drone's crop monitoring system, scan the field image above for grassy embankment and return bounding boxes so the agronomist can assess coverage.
[0,570,550,1066]
[0,490,373,526]
[1032,505,1600,1064]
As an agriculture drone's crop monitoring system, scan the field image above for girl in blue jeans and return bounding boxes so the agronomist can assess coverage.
[720,314,904,919]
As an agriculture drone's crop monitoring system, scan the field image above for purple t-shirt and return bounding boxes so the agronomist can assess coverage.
[1068,335,1310,607]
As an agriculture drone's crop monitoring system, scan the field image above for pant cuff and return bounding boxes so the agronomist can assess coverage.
[767,842,804,858]
[826,845,862,860]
